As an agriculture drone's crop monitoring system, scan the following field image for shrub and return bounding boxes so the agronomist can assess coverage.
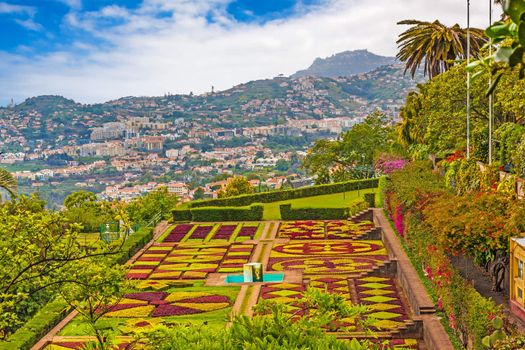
[0,298,70,350]
[189,178,379,208]
[363,193,375,208]
[383,162,503,348]
[172,209,192,222]
[190,205,263,222]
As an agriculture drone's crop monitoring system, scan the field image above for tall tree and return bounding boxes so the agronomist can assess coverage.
[396,20,487,78]
[303,113,396,184]
[218,176,254,198]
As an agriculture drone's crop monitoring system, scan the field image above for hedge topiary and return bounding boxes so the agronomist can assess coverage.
[188,178,379,208]
[172,208,192,222]
[190,204,263,222]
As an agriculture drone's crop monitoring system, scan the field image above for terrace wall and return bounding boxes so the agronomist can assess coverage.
[373,209,454,350]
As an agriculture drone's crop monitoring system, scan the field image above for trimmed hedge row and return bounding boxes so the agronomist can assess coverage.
[280,199,370,220]
[188,178,379,208]
[172,208,192,222]
[191,204,263,222]
[363,193,376,208]
[0,227,154,350]
[0,298,70,350]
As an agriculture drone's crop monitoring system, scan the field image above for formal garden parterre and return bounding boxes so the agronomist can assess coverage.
[45,216,431,349]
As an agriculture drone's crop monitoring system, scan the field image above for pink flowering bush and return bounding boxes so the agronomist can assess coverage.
[374,154,407,175]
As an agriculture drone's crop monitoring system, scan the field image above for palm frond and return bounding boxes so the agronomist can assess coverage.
[0,168,17,198]
[396,20,487,78]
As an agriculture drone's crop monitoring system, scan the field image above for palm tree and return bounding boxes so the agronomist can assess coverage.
[396,20,487,78]
[0,168,17,198]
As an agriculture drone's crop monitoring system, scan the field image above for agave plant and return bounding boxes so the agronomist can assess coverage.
[397,19,487,78]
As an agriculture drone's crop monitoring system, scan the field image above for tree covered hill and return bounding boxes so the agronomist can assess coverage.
[0,63,422,149]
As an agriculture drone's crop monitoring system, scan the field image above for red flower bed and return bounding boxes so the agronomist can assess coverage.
[152,304,202,316]
[126,273,150,279]
[237,226,257,238]
[189,225,213,239]
[163,224,194,242]
[179,295,230,303]
[213,224,237,239]
[125,291,168,302]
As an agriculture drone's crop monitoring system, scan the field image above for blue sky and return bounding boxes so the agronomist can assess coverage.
[0,1,321,53]
[0,0,499,105]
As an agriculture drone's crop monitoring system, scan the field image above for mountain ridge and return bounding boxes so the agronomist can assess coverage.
[291,49,397,79]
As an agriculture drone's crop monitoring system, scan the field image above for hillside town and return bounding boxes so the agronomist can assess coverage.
[0,65,415,206]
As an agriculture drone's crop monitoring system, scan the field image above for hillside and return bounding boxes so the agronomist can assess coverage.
[291,49,397,78]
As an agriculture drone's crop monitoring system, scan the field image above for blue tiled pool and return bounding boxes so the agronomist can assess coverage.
[225,273,284,283]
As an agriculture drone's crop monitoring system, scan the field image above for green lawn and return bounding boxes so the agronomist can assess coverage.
[262,188,377,220]
[77,233,100,246]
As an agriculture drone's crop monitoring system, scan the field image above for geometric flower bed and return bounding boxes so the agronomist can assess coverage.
[268,241,388,276]
[260,282,306,316]
[236,224,259,241]
[354,276,410,331]
[161,223,261,243]
[272,240,387,256]
[129,242,255,280]
[104,291,232,318]
[187,225,213,240]
[163,224,194,242]
[277,221,325,239]
[268,256,388,275]
[257,275,411,333]
[326,220,374,239]
[212,224,237,240]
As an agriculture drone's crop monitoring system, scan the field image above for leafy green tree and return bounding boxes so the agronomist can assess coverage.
[275,159,290,172]
[126,187,179,225]
[59,258,129,349]
[0,168,17,199]
[217,176,254,198]
[397,60,525,160]
[0,195,119,337]
[193,187,205,200]
[63,191,116,233]
[303,113,396,183]
[397,20,486,78]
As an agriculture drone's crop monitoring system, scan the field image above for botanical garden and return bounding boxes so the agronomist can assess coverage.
[2,0,525,349]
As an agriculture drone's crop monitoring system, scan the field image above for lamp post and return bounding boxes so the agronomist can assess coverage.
[488,0,494,164]
[466,0,471,159]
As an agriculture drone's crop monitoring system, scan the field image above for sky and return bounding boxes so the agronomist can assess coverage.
[0,0,501,105]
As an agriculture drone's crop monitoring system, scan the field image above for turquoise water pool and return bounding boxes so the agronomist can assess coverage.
[225,273,284,283]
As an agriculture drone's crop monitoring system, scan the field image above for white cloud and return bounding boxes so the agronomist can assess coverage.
[0,0,502,105]
[56,0,82,10]
[0,2,35,16]
[14,18,43,31]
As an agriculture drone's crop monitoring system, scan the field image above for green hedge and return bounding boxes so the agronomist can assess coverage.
[280,199,370,221]
[363,193,375,208]
[0,298,70,350]
[0,227,154,350]
[191,204,263,222]
[172,208,192,222]
[376,176,387,207]
[189,178,379,208]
